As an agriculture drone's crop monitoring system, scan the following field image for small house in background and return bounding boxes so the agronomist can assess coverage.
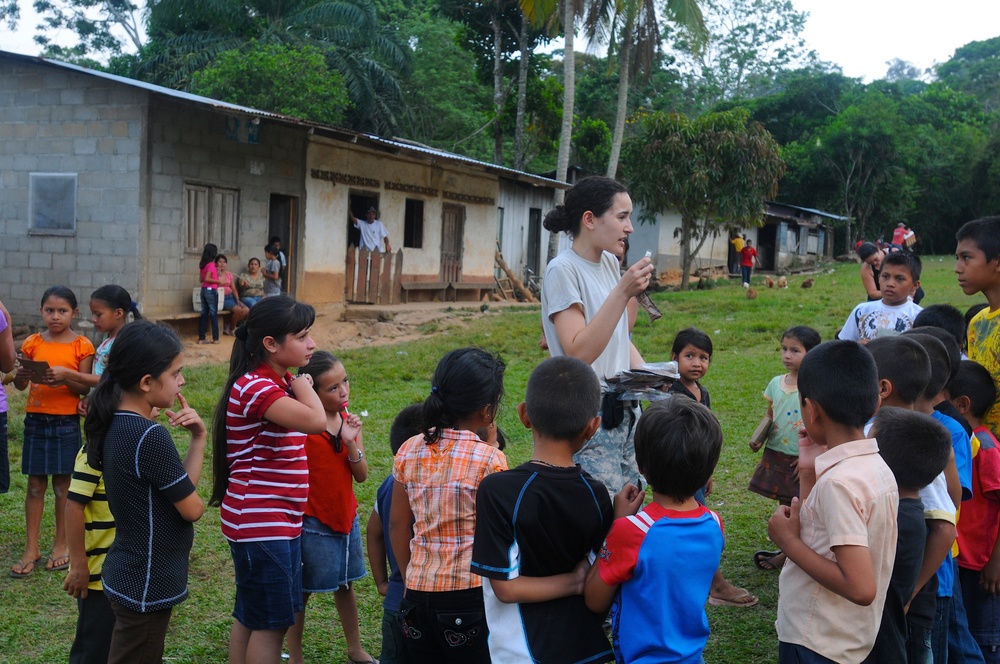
[628,201,844,276]
[0,50,562,327]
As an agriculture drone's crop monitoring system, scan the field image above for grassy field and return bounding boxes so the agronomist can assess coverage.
[0,256,986,663]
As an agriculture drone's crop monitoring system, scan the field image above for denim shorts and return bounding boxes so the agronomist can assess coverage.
[960,566,1000,652]
[301,514,366,592]
[22,413,81,476]
[230,537,303,631]
[223,294,239,311]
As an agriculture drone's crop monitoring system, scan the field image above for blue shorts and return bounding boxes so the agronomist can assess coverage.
[240,296,261,309]
[301,514,366,592]
[223,294,239,311]
[230,537,303,631]
[22,413,81,476]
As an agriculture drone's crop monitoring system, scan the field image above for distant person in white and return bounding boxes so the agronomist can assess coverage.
[349,207,392,253]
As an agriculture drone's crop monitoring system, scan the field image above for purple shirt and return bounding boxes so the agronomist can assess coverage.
[0,312,8,413]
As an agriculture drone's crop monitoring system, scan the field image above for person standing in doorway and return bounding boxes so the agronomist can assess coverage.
[349,207,391,254]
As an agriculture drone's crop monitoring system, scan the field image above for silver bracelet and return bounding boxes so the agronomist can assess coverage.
[348,451,364,463]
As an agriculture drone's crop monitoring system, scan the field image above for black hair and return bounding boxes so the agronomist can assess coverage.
[865,336,931,405]
[474,425,508,451]
[525,356,601,441]
[84,320,182,470]
[956,216,1000,262]
[90,285,142,321]
[905,326,960,383]
[873,407,952,492]
[40,285,78,310]
[215,254,229,265]
[247,257,261,267]
[882,250,922,282]
[390,404,425,454]
[199,243,219,270]
[949,360,998,421]
[858,242,879,262]
[269,236,282,245]
[898,332,950,399]
[914,304,965,352]
[422,348,505,445]
[782,325,821,352]
[542,176,628,237]
[210,295,316,506]
[264,243,278,257]
[798,340,879,428]
[634,397,722,502]
[300,350,341,386]
[671,327,713,357]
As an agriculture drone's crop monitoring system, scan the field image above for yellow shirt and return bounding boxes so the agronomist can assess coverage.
[968,306,1000,437]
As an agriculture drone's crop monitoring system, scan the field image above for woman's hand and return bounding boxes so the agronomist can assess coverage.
[617,257,654,299]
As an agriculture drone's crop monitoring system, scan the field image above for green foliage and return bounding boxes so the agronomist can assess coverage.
[573,116,611,175]
[190,42,350,125]
[623,108,784,289]
[937,36,1000,113]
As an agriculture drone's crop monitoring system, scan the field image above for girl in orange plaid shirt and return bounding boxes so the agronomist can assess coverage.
[389,348,508,663]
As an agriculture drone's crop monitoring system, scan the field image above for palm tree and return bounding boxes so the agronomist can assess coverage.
[584,0,706,178]
[141,0,411,134]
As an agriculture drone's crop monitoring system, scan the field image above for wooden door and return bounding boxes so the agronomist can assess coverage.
[440,204,465,283]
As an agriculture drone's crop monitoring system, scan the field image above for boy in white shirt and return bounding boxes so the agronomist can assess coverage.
[839,251,923,343]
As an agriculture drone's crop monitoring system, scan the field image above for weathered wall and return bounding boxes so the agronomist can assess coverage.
[628,206,739,273]
[0,58,145,329]
[146,101,306,315]
[303,137,501,305]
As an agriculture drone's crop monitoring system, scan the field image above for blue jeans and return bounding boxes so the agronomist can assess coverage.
[741,265,753,284]
[934,596,952,664]
[198,287,218,341]
[908,621,933,664]
[229,537,303,631]
[960,566,999,663]
[951,566,987,664]
[778,642,837,663]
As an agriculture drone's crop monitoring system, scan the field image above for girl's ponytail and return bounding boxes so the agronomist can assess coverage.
[421,347,505,445]
[209,295,316,506]
[91,285,142,321]
[83,320,182,469]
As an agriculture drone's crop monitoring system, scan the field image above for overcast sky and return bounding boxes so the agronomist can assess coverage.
[2,0,999,82]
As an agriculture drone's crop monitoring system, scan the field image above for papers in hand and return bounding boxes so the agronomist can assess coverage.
[605,362,680,401]
[18,358,50,384]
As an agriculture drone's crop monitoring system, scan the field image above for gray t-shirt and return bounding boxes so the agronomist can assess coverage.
[264,258,282,296]
[541,249,631,387]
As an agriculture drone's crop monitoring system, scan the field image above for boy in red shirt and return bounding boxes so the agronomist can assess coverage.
[740,240,760,288]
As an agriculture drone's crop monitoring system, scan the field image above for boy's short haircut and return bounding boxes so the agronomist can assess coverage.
[525,356,601,441]
[914,305,966,351]
[899,332,950,399]
[798,340,879,428]
[389,403,424,453]
[269,235,281,245]
[671,327,713,357]
[264,243,278,257]
[950,360,999,421]
[908,326,961,383]
[882,251,922,282]
[865,336,931,405]
[634,397,722,502]
[966,303,989,331]
[956,216,1000,262]
[872,406,952,492]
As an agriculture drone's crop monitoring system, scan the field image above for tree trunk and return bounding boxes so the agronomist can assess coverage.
[547,0,576,262]
[493,15,505,165]
[514,16,531,170]
[606,24,633,179]
[680,216,693,290]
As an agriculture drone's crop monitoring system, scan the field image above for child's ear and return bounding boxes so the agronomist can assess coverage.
[581,415,601,441]
[261,335,278,354]
[517,402,531,429]
[137,373,154,393]
[878,378,893,402]
[951,395,972,416]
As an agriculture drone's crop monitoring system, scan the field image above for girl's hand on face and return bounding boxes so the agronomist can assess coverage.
[164,394,206,437]
[619,257,654,299]
[341,412,363,443]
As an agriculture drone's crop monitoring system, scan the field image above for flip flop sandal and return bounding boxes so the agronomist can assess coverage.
[46,553,70,572]
[708,589,759,607]
[10,557,43,579]
[754,549,783,571]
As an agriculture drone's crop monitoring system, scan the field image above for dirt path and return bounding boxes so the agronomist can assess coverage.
[180,301,532,366]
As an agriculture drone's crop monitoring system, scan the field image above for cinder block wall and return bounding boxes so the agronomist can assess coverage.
[0,58,144,330]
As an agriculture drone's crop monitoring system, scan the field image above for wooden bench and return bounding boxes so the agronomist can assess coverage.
[448,281,494,302]
[399,281,449,303]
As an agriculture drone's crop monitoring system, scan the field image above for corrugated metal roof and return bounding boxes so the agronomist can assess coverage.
[1,49,566,189]
[767,201,849,221]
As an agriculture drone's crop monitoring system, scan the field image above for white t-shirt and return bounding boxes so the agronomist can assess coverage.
[838,299,923,342]
[541,249,631,388]
[355,218,388,252]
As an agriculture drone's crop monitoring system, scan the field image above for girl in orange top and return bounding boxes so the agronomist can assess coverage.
[11,286,95,578]
[286,351,376,664]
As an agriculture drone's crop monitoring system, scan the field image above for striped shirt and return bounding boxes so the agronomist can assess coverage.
[221,362,309,542]
[393,429,507,592]
[67,447,115,591]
